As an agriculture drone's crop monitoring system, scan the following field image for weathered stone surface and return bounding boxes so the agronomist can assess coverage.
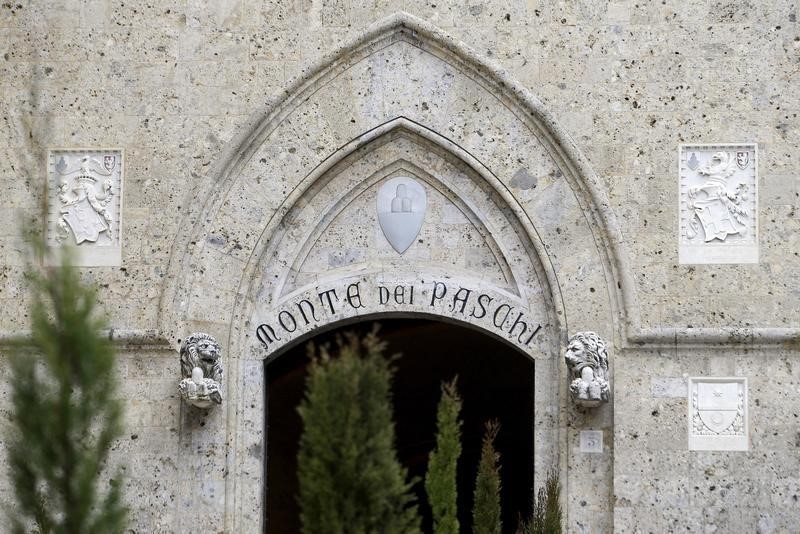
[0,2,798,533]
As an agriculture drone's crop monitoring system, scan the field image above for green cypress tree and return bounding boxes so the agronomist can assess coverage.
[6,243,127,533]
[296,329,420,534]
[541,470,562,534]
[518,470,562,534]
[472,420,502,534]
[425,377,463,534]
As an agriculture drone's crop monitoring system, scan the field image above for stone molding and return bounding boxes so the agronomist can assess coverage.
[245,125,559,362]
[255,277,549,361]
[156,12,798,349]
[157,12,620,345]
[0,329,172,350]
[5,326,798,350]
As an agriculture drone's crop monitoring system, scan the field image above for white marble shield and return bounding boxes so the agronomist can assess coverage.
[698,409,738,434]
[61,196,109,244]
[377,176,427,254]
[696,382,739,433]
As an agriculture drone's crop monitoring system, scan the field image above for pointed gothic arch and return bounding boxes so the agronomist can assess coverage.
[159,13,635,344]
[160,12,627,531]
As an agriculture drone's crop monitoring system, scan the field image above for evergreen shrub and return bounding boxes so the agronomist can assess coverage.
[296,328,420,534]
[425,377,463,534]
[472,420,502,534]
[7,244,127,534]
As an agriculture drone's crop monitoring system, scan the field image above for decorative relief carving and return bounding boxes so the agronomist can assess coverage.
[48,149,124,266]
[564,332,610,407]
[688,377,748,451]
[679,144,757,264]
[376,176,427,254]
[55,155,115,243]
[178,333,223,408]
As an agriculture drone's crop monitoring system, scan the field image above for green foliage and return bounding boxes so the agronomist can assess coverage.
[296,328,420,534]
[517,470,562,534]
[540,471,562,534]
[472,420,502,534]
[425,377,463,534]
[6,244,127,534]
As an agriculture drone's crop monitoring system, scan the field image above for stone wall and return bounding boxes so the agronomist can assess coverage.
[616,346,800,531]
[1,1,798,532]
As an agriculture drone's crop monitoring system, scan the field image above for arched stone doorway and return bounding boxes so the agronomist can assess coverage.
[242,118,565,532]
[265,318,535,533]
[161,12,626,532]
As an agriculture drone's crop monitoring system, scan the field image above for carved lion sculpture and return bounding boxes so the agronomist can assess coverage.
[564,331,609,406]
[179,332,223,408]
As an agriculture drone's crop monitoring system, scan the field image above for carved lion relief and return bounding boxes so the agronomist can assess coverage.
[178,333,223,408]
[564,331,610,407]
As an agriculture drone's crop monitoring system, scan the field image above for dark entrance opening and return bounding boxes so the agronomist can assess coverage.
[265,318,535,533]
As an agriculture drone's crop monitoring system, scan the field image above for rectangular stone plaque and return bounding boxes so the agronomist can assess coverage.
[651,377,687,398]
[679,144,758,264]
[688,377,748,451]
[579,430,603,453]
[47,149,124,266]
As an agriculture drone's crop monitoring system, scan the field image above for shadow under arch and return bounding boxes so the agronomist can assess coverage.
[265,316,538,534]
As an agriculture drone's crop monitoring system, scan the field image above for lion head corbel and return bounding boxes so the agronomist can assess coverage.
[564,331,610,407]
[178,332,223,408]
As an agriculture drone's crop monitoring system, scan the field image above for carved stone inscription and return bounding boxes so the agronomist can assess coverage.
[47,149,124,266]
[255,279,543,357]
[688,377,748,451]
[679,144,757,264]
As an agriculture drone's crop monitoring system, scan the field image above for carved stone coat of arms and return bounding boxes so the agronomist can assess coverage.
[679,145,757,264]
[48,149,123,266]
[688,377,748,451]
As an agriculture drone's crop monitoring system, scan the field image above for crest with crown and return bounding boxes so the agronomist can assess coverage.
[686,151,749,243]
[53,153,115,244]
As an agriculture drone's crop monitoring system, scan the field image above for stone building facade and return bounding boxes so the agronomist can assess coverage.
[1,1,799,532]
